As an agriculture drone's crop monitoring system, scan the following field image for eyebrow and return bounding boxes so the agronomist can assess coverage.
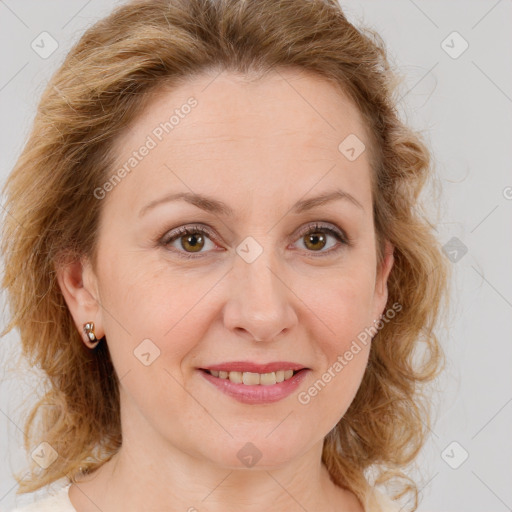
[139,188,364,218]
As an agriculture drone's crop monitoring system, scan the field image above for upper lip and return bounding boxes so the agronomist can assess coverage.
[201,361,307,373]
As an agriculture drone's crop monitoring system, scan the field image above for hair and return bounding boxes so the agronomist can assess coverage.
[1,0,451,510]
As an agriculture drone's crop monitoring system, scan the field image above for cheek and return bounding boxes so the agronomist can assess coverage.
[295,268,375,404]
[94,258,211,433]
[303,267,376,345]
[297,281,373,426]
[97,252,220,373]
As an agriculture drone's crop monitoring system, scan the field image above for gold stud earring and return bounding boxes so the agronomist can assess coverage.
[82,322,101,349]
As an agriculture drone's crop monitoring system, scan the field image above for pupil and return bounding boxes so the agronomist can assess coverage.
[306,233,325,250]
[183,234,203,252]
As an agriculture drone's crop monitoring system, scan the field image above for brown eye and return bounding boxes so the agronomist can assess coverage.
[161,225,217,258]
[294,222,348,256]
[180,232,205,252]
[303,231,327,251]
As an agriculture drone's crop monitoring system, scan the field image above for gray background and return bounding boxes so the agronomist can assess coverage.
[1,1,511,511]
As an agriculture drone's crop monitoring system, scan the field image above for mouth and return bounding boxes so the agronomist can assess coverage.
[199,368,305,386]
[198,363,310,404]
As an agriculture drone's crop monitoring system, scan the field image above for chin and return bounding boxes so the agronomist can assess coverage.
[199,434,312,470]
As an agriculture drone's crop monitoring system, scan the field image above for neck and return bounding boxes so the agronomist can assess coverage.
[69,392,363,512]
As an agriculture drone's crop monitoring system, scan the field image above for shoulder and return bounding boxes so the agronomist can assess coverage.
[9,484,75,512]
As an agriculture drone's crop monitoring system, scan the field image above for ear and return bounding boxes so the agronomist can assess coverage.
[371,239,394,321]
[56,255,105,342]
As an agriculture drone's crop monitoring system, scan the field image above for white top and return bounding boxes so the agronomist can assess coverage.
[10,484,74,512]
[10,482,401,511]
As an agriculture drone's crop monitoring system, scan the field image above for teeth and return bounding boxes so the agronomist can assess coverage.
[259,372,276,385]
[229,371,242,384]
[208,369,298,385]
[242,372,260,385]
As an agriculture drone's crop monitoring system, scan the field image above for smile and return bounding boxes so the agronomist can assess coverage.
[205,369,296,385]
[199,366,310,404]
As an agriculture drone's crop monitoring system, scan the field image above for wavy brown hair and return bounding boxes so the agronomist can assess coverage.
[1,0,450,510]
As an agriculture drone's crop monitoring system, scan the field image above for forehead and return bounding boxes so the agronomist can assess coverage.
[107,68,374,215]
[133,68,369,146]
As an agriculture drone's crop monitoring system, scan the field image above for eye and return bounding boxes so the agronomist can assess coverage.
[160,222,350,260]
[160,224,218,259]
[292,222,349,256]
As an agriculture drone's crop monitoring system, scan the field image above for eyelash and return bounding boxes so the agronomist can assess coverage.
[159,222,351,260]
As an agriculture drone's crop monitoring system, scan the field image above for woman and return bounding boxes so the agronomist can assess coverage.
[1,0,450,510]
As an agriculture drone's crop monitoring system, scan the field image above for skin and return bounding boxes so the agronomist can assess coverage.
[58,68,394,512]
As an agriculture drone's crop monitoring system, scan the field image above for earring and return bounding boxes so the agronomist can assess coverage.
[82,322,101,349]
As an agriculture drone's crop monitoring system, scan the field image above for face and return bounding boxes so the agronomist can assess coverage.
[62,69,393,470]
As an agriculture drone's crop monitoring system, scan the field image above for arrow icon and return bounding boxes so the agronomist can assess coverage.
[134,339,161,366]
[338,134,365,161]
[441,440,468,469]
[236,237,262,263]
[31,441,58,468]
[236,442,262,467]
[442,236,467,263]
[440,31,468,59]
[31,31,59,59]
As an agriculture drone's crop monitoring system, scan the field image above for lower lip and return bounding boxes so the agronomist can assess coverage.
[199,369,309,404]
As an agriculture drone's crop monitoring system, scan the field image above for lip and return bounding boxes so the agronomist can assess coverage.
[201,361,307,373]
[199,367,310,404]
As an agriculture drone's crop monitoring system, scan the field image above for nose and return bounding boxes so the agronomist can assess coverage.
[222,248,297,343]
